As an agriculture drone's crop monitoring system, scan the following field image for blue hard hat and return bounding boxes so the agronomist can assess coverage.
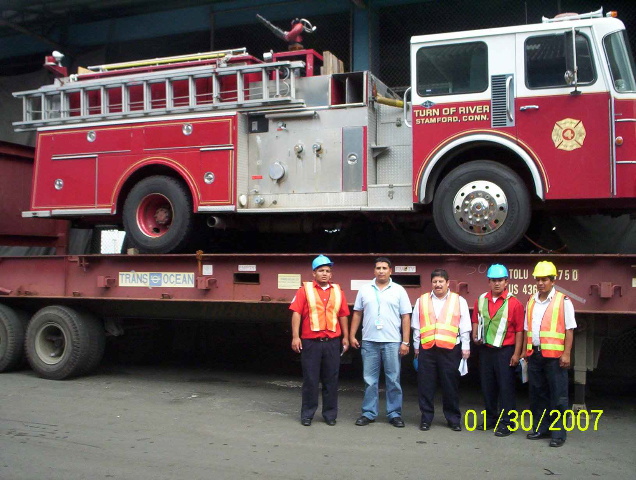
[487,264,509,279]
[312,254,333,270]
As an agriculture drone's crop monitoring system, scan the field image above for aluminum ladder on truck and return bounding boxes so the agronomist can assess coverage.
[13,48,306,131]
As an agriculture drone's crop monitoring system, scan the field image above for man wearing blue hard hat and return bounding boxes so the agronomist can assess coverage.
[471,264,524,437]
[290,255,350,426]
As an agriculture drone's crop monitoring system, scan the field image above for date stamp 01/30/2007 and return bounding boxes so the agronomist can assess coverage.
[464,409,604,432]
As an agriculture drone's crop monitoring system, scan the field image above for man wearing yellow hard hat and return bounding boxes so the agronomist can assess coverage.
[523,261,577,447]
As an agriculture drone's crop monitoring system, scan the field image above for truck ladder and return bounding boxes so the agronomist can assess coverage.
[13,59,306,131]
[86,48,249,72]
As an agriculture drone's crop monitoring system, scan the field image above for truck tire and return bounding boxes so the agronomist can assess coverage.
[0,304,28,372]
[25,305,104,380]
[433,160,531,253]
[123,175,193,254]
[77,310,106,375]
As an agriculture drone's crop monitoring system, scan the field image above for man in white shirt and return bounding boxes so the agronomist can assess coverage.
[523,261,576,448]
[350,257,412,428]
[412,269,471,431]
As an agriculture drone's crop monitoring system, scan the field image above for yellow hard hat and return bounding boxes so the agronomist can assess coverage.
[532,261,557,278]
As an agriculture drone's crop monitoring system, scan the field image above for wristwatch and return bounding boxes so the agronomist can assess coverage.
[401,341,410,346]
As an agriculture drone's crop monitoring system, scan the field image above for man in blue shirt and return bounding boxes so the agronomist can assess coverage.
[349,257,412,427]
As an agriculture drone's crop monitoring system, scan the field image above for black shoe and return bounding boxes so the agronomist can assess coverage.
[495,426,513,437]
[389,417,405,428]
[325,418,336,426]
[549,438,566,447]
[526,431,550,440]
[419,422,431,431]
[355,416,375,426]
[448,422,462,431]
[301,418,312,426]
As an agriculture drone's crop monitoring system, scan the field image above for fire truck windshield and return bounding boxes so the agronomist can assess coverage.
[604,30,636,92]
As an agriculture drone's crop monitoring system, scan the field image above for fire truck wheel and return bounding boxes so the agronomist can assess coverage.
[0,304,28,372]
[433,160,531,253]
[25,305,105,380]
[123,175,194,254]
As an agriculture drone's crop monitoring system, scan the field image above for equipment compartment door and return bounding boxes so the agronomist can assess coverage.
[515,29,611,200]
[32,133,97,209]
[198,148,234,206]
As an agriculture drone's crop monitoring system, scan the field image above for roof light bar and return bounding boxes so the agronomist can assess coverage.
[542,7,604,23]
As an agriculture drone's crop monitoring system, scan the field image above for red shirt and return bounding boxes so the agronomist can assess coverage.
[471,289,524,347]
[289,281,350,339]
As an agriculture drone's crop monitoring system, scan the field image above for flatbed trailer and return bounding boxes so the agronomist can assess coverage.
[0,141,634,406]
[0,251,634,405]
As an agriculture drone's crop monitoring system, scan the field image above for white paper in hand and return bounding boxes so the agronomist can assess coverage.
[520,358,528,383]
[477,315,483,342]
[458,358,468,376]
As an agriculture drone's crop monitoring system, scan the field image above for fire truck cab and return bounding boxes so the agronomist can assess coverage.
[13,9,636,253]
[411,8,636,252]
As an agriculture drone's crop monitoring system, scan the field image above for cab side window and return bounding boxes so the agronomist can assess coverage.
[416,42,488,97]
[525,33,595,88]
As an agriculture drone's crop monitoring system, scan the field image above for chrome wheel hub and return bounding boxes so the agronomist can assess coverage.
[452,180,508,235]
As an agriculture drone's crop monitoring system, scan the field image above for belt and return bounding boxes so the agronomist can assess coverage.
[307,337,335,342]
[532,345,541,352]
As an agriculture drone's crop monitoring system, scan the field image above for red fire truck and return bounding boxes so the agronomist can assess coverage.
[12,9,636,254]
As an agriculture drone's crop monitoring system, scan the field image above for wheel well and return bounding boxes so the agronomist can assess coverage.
[422,141,538,204]
[116,165,192,216]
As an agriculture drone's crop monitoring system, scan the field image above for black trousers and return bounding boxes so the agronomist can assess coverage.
[528,349,569,440]
[300,338,341,421]
[479,344,517,427]
[417,344,462,425]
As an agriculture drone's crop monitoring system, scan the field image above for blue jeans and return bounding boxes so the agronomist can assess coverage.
[360,340,403,420]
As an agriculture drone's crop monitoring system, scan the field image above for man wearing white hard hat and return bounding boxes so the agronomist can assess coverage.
[290,255,350,426]
[471,264,524,437]
[523,261,577,447]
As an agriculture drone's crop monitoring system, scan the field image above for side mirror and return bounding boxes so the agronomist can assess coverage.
[564,28,579,94]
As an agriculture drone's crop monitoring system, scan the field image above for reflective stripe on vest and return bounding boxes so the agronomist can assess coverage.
[526,291,566,358]
[478,292,511,348]
[304,282,342,332]
[419,292,461,350]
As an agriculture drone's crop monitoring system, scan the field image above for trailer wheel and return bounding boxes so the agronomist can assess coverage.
[433,160,531,253]
[0,304,28,372]
[77,310,106,375]
[123,175,193,254]
[25,306,105,380]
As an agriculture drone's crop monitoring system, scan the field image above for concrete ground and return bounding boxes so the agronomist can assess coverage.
[1,354,634,480]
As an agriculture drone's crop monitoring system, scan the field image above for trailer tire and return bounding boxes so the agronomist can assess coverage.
[77,310,106,375]
[433,160,531,253]
[123,175,193,254]
[0,305,28,372]
[25,306,104,380]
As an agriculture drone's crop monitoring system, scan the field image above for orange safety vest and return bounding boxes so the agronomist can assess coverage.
[304,282,342,332]
[419,292,461,349]
[526,291,566,358]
